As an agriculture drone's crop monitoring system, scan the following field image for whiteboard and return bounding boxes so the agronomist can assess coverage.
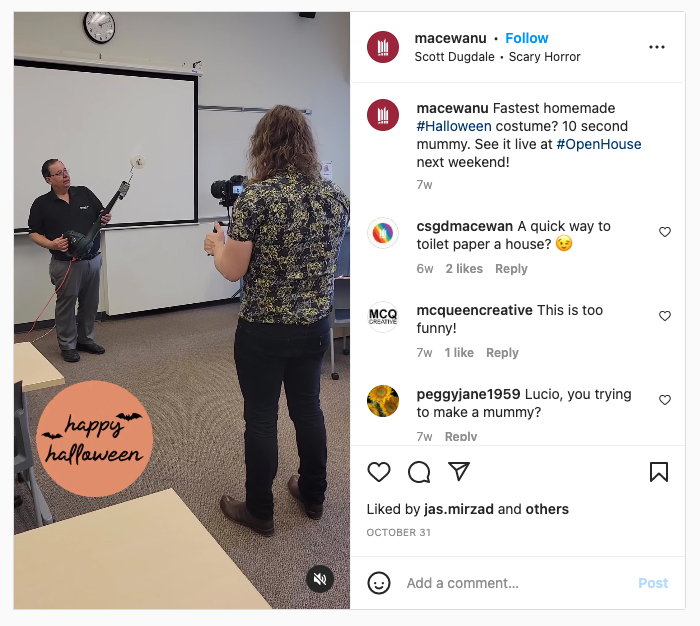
[197,109,313,219]
[14,62,196,231]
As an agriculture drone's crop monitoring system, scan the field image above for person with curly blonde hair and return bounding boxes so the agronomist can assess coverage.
[205,105,349,536]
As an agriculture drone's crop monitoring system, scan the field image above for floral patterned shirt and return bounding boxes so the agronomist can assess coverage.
[228,169,349,324]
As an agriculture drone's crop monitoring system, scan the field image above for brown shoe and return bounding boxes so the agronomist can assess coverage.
[287,475,323,520]
[219,496,274,536]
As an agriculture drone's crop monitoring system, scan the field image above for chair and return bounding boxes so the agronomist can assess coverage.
[15,425,22,508]
[329,277,350,380]
[335,227,350,277]
[15,381,54,527]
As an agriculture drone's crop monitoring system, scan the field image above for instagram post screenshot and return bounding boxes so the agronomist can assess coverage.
[4,2,699,625]
[10,10,350,611]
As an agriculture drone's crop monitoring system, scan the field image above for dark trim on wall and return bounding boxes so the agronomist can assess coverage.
[15,218,200,235]
[14,58,197,81]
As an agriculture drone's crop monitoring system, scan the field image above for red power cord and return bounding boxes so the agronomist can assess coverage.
[22,258,75,342]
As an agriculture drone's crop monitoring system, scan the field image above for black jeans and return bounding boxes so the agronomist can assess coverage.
[234,315,331,521]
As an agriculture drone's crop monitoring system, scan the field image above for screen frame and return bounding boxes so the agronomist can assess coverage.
[14,59,199,233]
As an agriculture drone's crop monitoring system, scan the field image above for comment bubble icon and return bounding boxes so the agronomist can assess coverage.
[408,461,431,483]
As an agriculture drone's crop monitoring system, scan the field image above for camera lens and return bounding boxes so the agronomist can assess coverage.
[210,180,226,199]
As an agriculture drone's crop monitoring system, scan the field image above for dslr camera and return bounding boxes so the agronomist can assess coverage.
[210,175,247,208]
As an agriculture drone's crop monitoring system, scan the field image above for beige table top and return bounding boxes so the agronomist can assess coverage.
[14,342,65,392]
[14,488,271,609]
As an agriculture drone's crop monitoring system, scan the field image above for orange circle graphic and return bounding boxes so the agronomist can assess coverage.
[36,381,153,497]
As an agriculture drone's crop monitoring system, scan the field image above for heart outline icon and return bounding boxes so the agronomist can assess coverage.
[367,462,391,482]
[659,227,671,237]
[659,311,671,321]
[659,395,671,405]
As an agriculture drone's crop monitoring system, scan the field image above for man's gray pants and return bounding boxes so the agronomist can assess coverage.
[49,255,102,351]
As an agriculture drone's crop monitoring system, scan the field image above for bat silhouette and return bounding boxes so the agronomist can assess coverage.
[116,412,142,421]
[42,432,63,440]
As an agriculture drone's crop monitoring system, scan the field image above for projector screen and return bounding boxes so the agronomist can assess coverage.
[14,61,197,232]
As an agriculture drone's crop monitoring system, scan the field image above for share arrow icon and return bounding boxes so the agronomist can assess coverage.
[448,462,470,481]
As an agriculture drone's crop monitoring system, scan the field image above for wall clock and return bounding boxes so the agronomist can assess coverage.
[83,13,116,44]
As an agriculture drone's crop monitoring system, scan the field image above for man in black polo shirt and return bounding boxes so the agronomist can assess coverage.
[28,159,112,362]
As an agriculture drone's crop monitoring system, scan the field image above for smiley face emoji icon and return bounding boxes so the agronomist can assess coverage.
[556,235,572,251]
[368,571,391,595]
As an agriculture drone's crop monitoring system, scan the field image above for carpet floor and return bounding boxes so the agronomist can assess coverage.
[14,302,350,609]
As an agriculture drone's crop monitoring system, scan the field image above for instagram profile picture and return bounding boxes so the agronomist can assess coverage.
[368,218,398,249]
[367,31,399,63]
[367,99,399,131]
[367,385,399,417]
[367,302,399,333]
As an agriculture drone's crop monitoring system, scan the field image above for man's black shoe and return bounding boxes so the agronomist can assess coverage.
[61,349,80,362]
[76,341,105,354]
[288,475,323,520]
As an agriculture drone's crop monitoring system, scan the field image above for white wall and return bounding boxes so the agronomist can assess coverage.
[14,12,350,323]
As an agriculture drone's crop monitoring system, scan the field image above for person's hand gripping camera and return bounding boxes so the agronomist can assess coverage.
[204,222,225,257]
